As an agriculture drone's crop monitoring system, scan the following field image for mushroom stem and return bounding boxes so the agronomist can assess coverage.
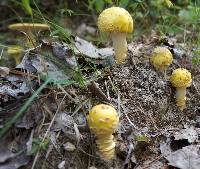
[175,87,187,110]
[111,33,127,64]
[14,53,21,65]
[26,30,36,47]
[96,134,115,160]
[163,70,167,80]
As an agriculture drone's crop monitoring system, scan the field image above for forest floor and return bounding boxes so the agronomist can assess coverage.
[1,30,200,169]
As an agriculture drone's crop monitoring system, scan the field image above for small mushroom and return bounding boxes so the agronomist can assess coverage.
[8,23,50,47]
[150,47,173,72]
[170,68,192,110]
[7,45,23,65]
[98,7,133,64]
[87,104,119,160]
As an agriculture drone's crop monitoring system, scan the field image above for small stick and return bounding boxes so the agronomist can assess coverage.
[31,93,67,169]
[88,81,110,102]
[104,80,111,100]
[124,143,134,166]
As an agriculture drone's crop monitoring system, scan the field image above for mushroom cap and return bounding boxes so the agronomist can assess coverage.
[87,104,119,136]
[7,45,23,54]
[170,68,192,88]
[150,47,173,71]
[8,23,50,31]
[98,7,133,33]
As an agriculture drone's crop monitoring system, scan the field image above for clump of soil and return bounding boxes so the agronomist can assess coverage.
[104,38,200,131]
[92,36,200,168]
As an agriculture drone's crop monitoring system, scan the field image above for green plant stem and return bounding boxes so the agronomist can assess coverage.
[0,78,51,138]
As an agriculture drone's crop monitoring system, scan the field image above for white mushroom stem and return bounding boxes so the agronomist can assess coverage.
[111,32,127,64]
[176,87,187,111]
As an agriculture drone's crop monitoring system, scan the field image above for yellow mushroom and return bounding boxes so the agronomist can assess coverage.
[170,68,192,110]
[8,23,50,47]
[7,45,23,65]
[150,47,173,72]
[87,104,119,160]
[98,7,133,64]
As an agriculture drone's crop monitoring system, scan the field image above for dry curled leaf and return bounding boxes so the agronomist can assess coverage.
[166,145,200,169]
[174,126,198,143]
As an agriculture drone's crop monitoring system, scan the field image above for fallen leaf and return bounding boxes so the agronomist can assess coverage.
[166,145,200,169]
[174,126,198,143]
[0,75,31,99]
[0,153,30,169]
[0,133,31,169]
[54,113,77,140]
[15,104,43,129]
[74,37,115,66]
[52,42,77,69]
[136,160,165,169]
[17,50,73,85]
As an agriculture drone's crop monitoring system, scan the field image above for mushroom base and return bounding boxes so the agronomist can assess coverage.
[175,87,187,111]
[112,33,127,64]
[96,134,116,160]
[13,54,22,65]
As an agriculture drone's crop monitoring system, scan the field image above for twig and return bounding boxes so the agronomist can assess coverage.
[78,146,99,158]
[40,151,55,169]
[10,69,38,78]
[88,81,110,102]
[43,105,53,119]
[104,80,111,100]
[0,48,3,59]
[31,93,67,169]
[74,123,81,145]
[193,81,200,97]
[108,76,117,93]
[41,131,62,169]
[117,90,121,118]
[41,144,54,169]
[120,104,138,129]
[71,99,88,117]
[57,84,77,103]
[124,142,134,166]
[26,129,34,153]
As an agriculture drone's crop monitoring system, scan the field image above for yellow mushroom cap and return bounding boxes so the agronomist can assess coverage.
[170,68,192,88]
[98,7,133,33]
[87,104,119,136]
[7,45,23,54]
[150,47,173,71]
[8,23,50,31]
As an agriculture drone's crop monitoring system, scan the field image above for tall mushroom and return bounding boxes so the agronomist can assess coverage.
[87,104,119,160]
[98,7,133,64]
[170,68,192,110]
[8,23,50,47]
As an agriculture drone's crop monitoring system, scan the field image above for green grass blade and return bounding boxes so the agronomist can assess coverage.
[22,0,33,16]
